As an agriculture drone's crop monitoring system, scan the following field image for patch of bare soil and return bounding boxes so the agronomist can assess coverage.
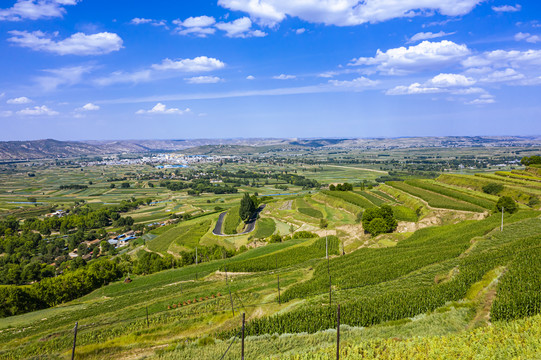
[397,209,488,233]
[279,200,293,210]
[246,240,267,249]
[206,270,253,281]
[469,267,507,329]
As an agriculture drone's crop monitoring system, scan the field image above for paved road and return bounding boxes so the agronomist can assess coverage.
[212,204,266,236]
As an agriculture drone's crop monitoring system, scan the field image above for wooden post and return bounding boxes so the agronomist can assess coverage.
[71,322,78,360]
[329,275,332,306]
[336,304,340,360]
[196,247,198,265]
[241,313,245,360]
[277,275,281,305]
[501,206,504,232]
[146,306,149,328]
[225,266,228,284]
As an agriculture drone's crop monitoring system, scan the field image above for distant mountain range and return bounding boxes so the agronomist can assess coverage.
[0,136,540,161]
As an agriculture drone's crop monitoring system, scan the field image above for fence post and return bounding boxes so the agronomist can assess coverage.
[71,322,78,360]
[336,304,340,360]
[277,275,281,305]
[241,313,246,360]
[146,306,149,328]
[225,266,228,284]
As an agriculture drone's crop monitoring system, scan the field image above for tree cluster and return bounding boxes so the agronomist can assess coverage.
[329,183,353,191]
[521,156,541,166]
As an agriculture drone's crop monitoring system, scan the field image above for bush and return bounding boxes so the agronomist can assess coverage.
[292,231,317,239]
[483,183,504,195]
[268,234,282,243]
[496,196,518,214]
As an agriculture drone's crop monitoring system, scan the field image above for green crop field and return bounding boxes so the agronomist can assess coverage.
[223,205,241,234]
[252,218,276,239]
[388,181,485,212]
[1,149,541,360]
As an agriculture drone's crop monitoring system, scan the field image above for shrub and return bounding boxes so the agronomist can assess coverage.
[496,196,518,214]
[483,183,504,195]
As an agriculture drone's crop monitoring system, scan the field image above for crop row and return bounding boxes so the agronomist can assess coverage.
[491,243,541,321]
[405,179,495,210]
[232,212,541,336]
[222,236,340,272]
[281,215,503,302]
[321,190,375,209]
[387,181,485,212]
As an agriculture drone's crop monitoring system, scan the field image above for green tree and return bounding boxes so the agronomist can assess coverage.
[239,193,255,222]
[365,218,389,236]
[496,196,518,214]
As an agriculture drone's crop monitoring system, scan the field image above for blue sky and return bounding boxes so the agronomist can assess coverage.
[0,0,540,141]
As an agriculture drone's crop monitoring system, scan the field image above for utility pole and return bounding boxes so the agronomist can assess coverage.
[326,236,328,260]
[195,247,198,265]
[277,275,281,305]
[336,304,340,360]
[229,287,235,316]
[501,206,504,232]
[241,313,246,360]
[329,275,332,306]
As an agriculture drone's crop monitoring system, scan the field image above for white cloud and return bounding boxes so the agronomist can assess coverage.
[515,32,540,43]
[77,103,100,111]
[178,15,216,28]
[350,40,470,75]
[130,18,167,28]
[7,96,32,104]
[152,56,225,72]
[328,77,379,88]
[215,17,267,38]
[295,28,306,34]
[17,105,58,116]
[386,82,441,95]
[467,95,495,105]
[318,71,339,78]
[429,73,475,87]
[36,65,93,91]
[0,0,78,21]
[387,73,477,95]
[173,16,216,37]
[408,31,455,43]
[8,30,123,55]
[95,56,225,86]
[185,76,223,84]
[136,103,190,115]
[130,17,153,25]
[480,68,525,83]
[462,49,541,69]
[492,4,521,12]
[0,110,13,117]
[273,74,296,80]
[246,75,255,80]
[218,0,483,27]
